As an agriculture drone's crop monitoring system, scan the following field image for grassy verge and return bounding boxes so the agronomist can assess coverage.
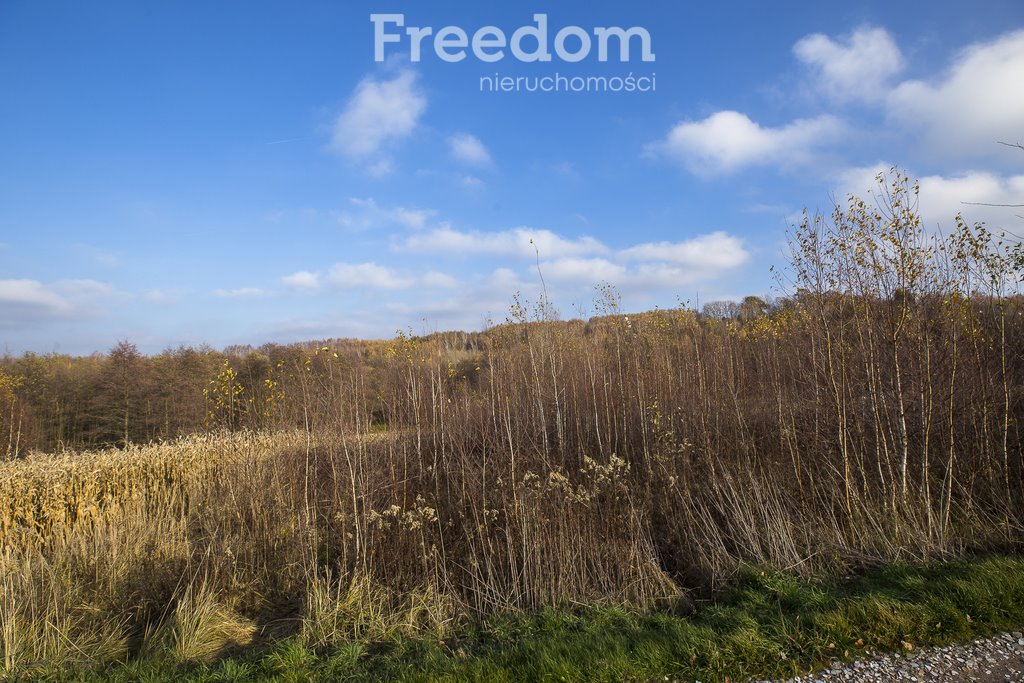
[22,554,1024,683]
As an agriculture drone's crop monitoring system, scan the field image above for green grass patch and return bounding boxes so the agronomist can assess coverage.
[24,554,1024,683]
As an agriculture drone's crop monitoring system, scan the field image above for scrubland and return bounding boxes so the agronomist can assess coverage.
[1,171,1022,679]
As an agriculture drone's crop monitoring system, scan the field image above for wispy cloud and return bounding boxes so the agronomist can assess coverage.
[336,197,436,231]
[212,287,267,298]
[72,244,119,267]
[281,271,321,290]
[448,133,493,167]
[329,69,427,174]
[399,227,608,259]
[144,289,183,305]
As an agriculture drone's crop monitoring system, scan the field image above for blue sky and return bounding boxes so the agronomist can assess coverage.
[1,1,1023,354]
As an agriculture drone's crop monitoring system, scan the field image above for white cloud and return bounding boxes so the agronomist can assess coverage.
[328,263,415,290]
[0,279,69,313]
[399,227,608,259]
[794,26,904,103]
[390,207,435,230]
[837,163,1024,233]
[651,111,844,174]
[336,197,436,231]
[56,280,120,299]
[461,175,485,189]
[532,234,750,290]
[541,258,628,284]
[918,171,1024,230]
[0,279,121,327]
[281,271,321,290]
[213,287,267,298]
[618,231,749,269]
[449,133,493,166]
[365,159,395,178]
[253,225,753,340]
[326,262,459,290]
[421,271,460,288]
[330,69,426,171]
[380,269,531,328]
[397,225,750,299]
[536,252,748,296]
[887,30,1024,156]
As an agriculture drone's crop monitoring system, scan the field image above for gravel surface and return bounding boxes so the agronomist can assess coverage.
[761,632,1024,682]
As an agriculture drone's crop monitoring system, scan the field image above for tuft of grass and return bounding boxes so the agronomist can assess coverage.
[299,571,461,649]
[142,582,255,665]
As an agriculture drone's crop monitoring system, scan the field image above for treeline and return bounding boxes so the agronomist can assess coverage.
[0,335,487,454]
[0,298,792,455]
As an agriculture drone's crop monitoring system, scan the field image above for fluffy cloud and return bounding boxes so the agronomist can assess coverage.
[837,163,1024,232]
[618,231,749,269]
[794,26,905,103]
[533,233,750,289]
[448,133,493,166]
[655,28,1024,175]
[328,263,414,290]
[397,226,749,292]
[400,227,609,259]
[887,30,1024,157]
[917,171,1024,230]
[330,70,426,171]
[651,111,844,174]
[326,263,458,291]
[542,258,628,284]
[269,223,753,337]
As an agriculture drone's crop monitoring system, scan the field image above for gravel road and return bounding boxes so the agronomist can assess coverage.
[762,632,1024,682]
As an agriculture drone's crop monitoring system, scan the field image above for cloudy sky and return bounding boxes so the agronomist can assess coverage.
[1,1,1023,354]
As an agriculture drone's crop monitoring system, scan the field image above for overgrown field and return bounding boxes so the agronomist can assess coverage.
[1,173,1022,677]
